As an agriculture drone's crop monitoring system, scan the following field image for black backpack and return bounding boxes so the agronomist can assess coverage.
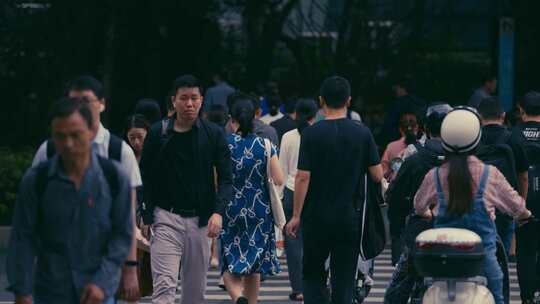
[34,155,119,202]
[476,132,518,190]
[45,134,123,162]
[358,175,386,260]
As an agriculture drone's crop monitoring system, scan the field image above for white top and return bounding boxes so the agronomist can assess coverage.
[260,112,284,125]
[279,128,300,191]
[32,123,143,188]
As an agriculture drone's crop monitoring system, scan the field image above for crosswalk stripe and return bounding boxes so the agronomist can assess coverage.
[137,248,524,303]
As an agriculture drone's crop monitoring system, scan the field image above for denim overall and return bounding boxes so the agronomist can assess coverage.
[433,165,504,304]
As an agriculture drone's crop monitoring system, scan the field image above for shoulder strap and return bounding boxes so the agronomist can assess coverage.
[34,161,51,199]
[476,165,490,197]
[46,139,55,159]
[434,167,446,205]
[161,119,169,137]
[107,134,122,162]
[263,138,272,177]
[97,156,119,201]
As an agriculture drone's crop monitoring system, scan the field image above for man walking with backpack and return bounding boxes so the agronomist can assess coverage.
[139,75,232,304]
[31,76,143,301]
[7,97,133,304]
[286,76,383,304]
[513,91,540,303]
[477,97,529,255]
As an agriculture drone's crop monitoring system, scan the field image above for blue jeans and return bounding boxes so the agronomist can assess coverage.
[484,247,504,304]
[495,215,514,256]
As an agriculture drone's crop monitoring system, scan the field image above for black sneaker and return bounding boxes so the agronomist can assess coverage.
[236,296,248,304]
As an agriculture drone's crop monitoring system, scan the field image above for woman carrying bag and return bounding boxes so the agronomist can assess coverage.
[221,96,285,304]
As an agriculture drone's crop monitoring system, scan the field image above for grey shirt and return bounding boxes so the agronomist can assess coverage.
[468,88,491,108]
[203,81,235,113]
[7,151,133,302]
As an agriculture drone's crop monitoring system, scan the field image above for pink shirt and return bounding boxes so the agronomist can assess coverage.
[382,137,407,181]
[414,156,526,220]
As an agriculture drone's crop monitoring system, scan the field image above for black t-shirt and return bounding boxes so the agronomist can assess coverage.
[298,118,380,226]
[271,115,297,143]
[481,124,529,173]
[514,121,540,164]
[164,129,198,211]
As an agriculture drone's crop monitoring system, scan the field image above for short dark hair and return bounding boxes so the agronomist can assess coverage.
[394,75,413,92]
[49,97,93,128]
[319,76,351,109]
[283,98,298,114]
[477,97,504,120]
[481,73,497,85]
[227,91,258,114]
[521,91,540,116]
[125,114,150,133]
[65,75,105,100]
[425,112,446,137]
[173,74,204,95]
[135,98,162,124]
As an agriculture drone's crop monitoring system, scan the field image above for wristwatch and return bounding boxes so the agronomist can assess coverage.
[124,260,139,267]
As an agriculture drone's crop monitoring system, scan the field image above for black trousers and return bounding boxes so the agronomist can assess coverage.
[516,221,540,300]
[302,222,360,304]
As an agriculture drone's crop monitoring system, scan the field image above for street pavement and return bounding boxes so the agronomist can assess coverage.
[0,248,526,303]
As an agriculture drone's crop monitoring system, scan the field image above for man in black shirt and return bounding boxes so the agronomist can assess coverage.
[271,98,298,142]
[477,97,529,255]
[286,76,383,304]
[139,75,233,304]
[513,91,540,303]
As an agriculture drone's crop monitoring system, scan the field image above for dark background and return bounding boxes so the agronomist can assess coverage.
[0,0,539,223]
[2,0,539,146]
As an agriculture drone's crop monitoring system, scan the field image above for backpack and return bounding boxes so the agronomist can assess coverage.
[522,140,540,217]
[358,175,386,260]
[45,134,123,162]
[34,155,119,202]
[476,132,518,190]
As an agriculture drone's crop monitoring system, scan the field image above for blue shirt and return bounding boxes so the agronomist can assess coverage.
[7,151,133,302]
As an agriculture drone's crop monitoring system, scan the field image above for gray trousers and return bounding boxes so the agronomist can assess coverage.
[150,207,210,304]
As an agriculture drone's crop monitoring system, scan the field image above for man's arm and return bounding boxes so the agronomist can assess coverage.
[286,170,310,238]
[369,164,383,183]
[7,170,39,300]
[91,170,134,299]
[292,170,310,218]
[139,125,160,225]
[213,127,233,216]
[208,127,232,237]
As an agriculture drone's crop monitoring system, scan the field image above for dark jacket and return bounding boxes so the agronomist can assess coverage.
[386,139,444,234]
[139,117,233,226]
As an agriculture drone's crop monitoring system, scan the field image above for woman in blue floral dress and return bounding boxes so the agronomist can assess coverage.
[221,97,284,304]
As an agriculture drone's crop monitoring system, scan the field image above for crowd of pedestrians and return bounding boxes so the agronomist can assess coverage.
[5,72,540,304]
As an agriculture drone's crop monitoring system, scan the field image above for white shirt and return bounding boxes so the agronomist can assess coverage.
[260,112,284,125]
[32,123,142,188]
[279,128,300,191]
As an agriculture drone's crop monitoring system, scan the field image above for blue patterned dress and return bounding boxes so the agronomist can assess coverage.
[221,134,281,275]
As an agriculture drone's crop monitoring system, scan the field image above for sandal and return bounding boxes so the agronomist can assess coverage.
[289,292,304,301]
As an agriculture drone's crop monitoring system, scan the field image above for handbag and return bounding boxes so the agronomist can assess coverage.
[358,174,387,260]
[263,138,286,229]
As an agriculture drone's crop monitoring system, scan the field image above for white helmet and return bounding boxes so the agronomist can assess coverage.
[441,106,481,154]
